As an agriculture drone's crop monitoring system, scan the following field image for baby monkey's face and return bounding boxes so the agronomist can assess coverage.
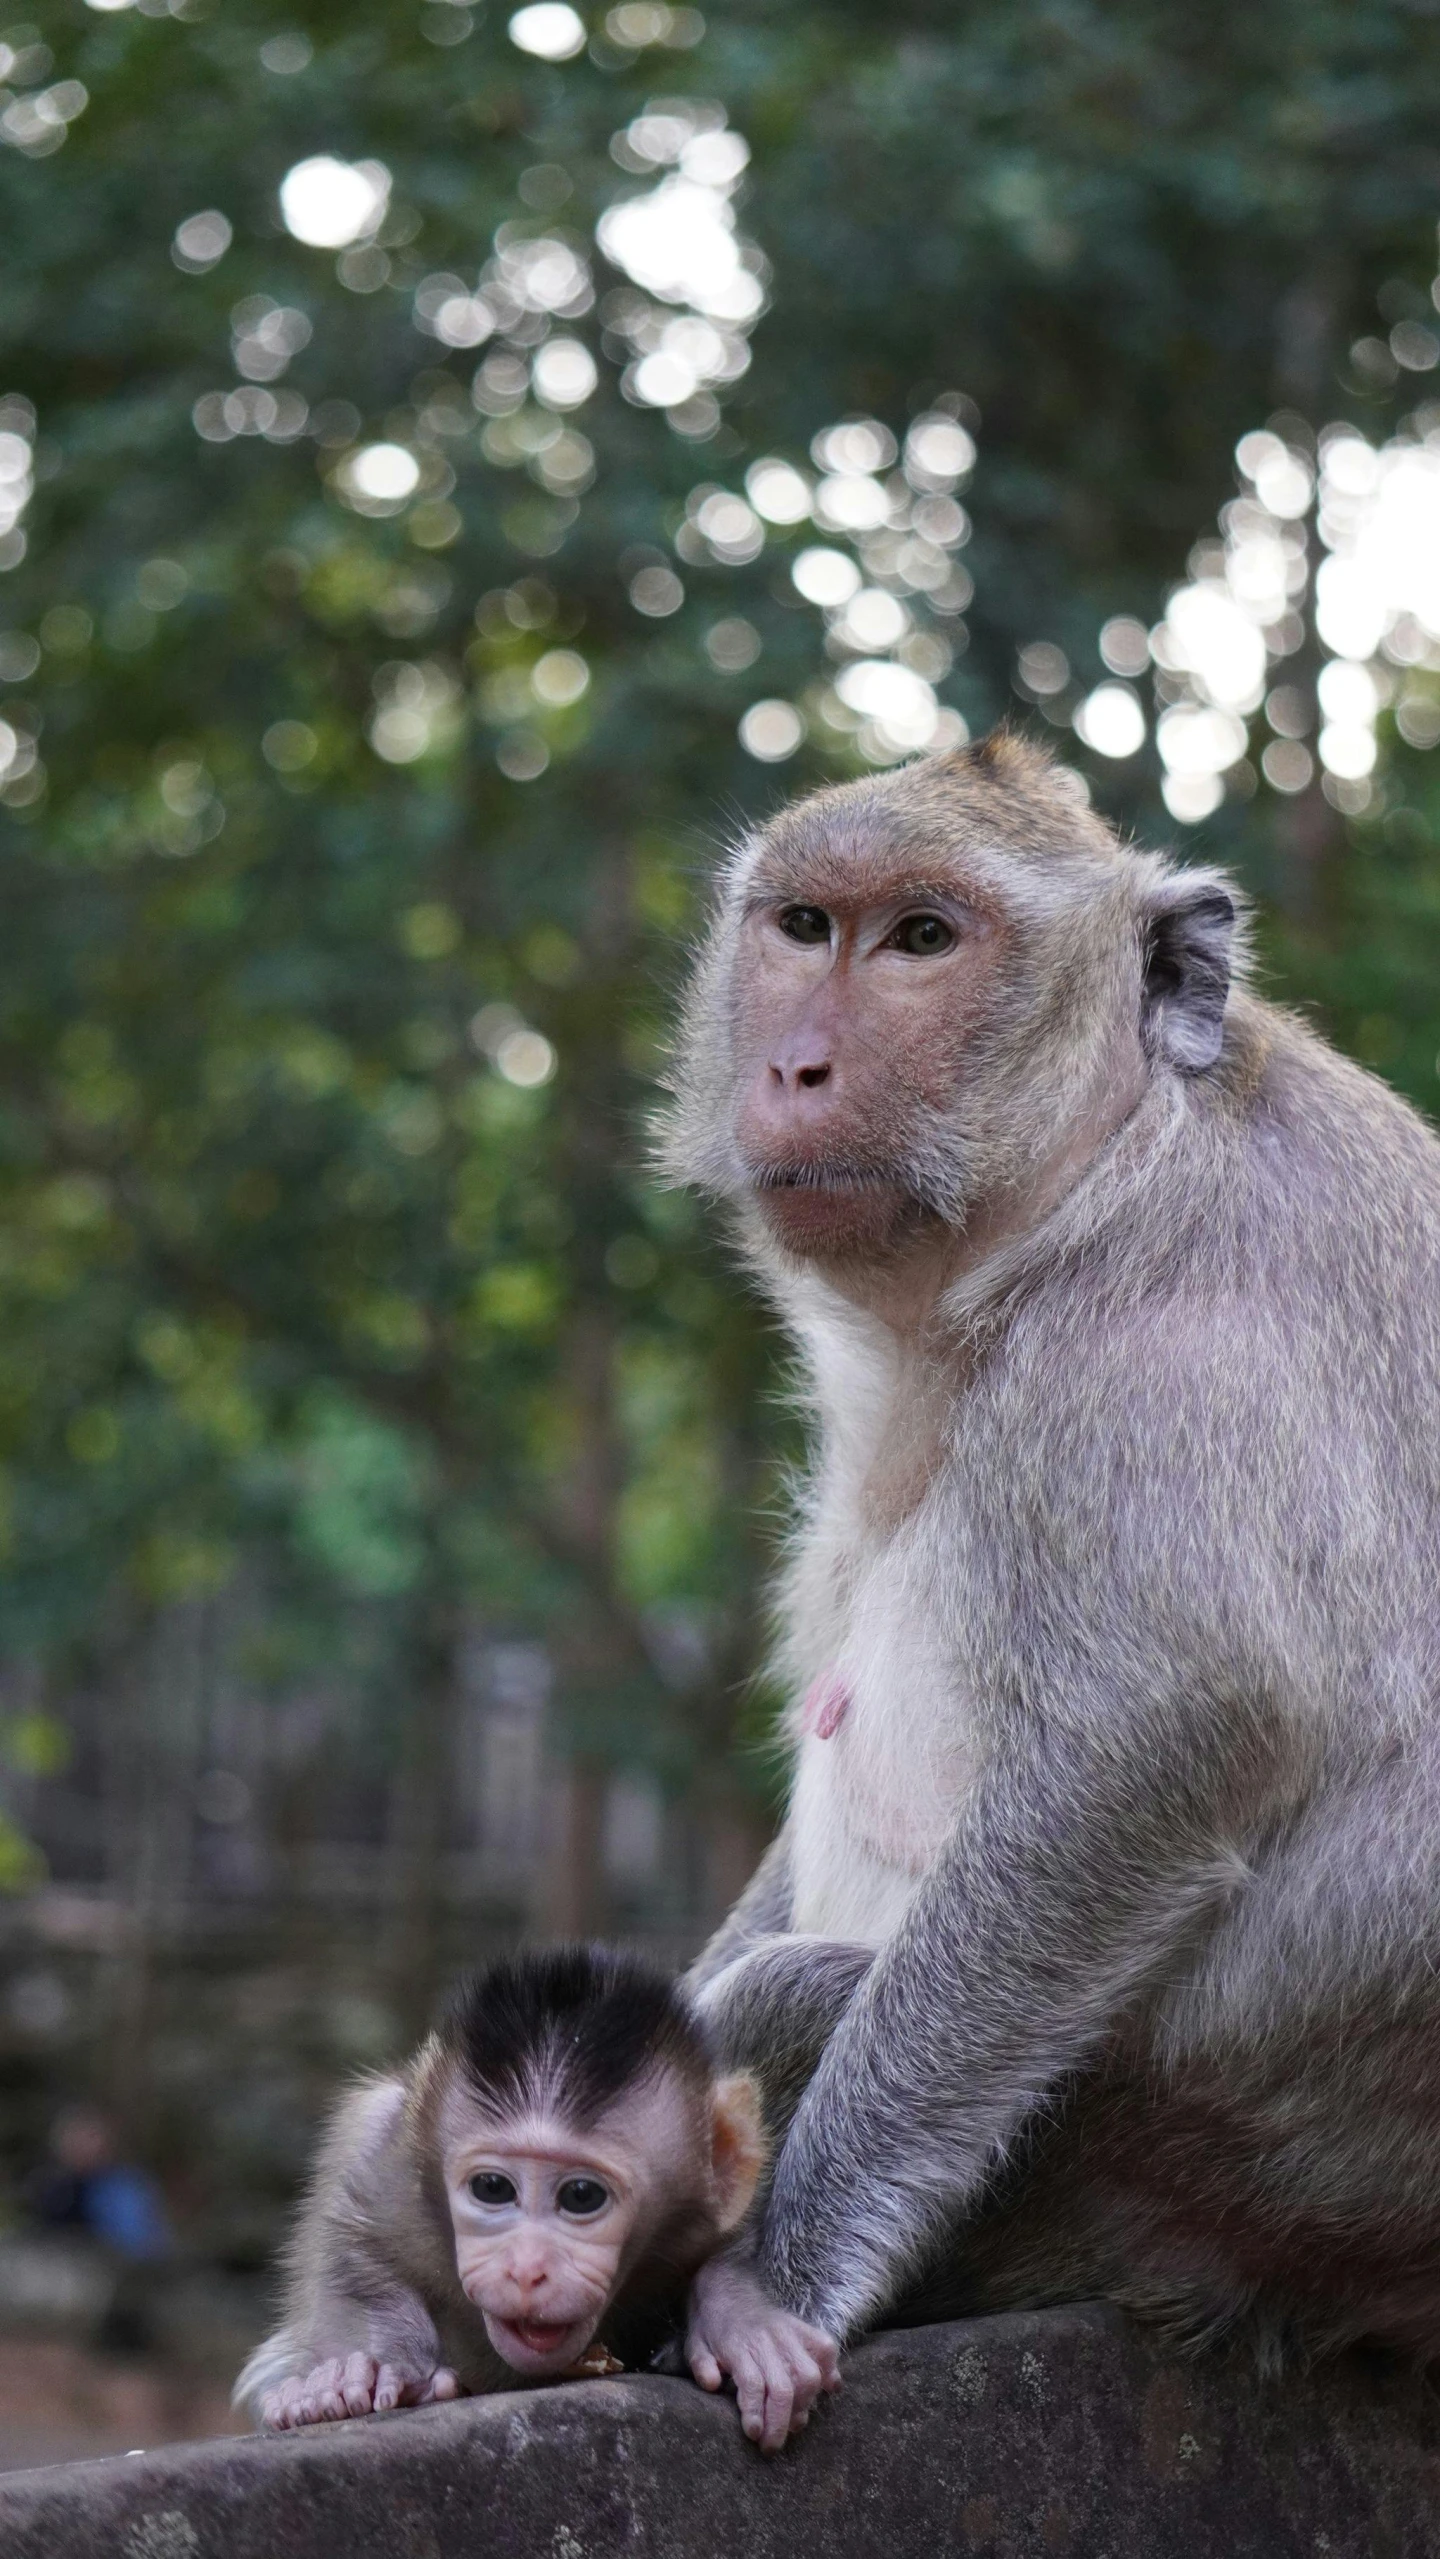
[443,2077,698,2377]
[446,2129,636,2375]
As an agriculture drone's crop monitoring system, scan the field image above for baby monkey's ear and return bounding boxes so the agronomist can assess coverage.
[709,2073,768,2232]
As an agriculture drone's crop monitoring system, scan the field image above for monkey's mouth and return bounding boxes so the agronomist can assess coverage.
[746,1158,930,1256]
[749,1160,894,1194]
[487,2311,593,2373]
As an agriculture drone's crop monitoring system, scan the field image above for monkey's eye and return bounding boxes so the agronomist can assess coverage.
[556,2177,609,2218]
[469,2172,518,2207]
[889,912,955,956]
[777,905,831,947]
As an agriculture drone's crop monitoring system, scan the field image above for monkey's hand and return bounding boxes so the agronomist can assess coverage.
[260,2353,461,2429]
[685,2253,840,2453]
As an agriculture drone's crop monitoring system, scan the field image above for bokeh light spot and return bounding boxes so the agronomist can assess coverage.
[280,157,390,250]
[172,210,232,273]
[339,445,422,514]
[495,1028,557,1088]
[497,731,550,780]
[792,547,861,609]
[903,416,975,488]
[1261,739,1314,794]
[261,33,312,73]
[532,338,597,409]
[705,616,760,670]
[1074,684,1145,758]
[836,588,909,652]
[509,3,587,58]
[834,659,938,752]
[629,565,684,616]
[1317,722,1377,780]
[531,648,590,705]
[739,699,803,760]
[745,459,810,524]
[1016,642,1069,696]
[1161,771,1224,823]
[1098,616,1149,678]
[262,721,318,773]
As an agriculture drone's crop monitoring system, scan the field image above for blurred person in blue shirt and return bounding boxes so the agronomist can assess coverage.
[27,2105,172,2264]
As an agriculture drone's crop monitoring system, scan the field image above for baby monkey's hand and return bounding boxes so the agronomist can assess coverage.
[261,2353,460,2429]
[685,2254,841,2453]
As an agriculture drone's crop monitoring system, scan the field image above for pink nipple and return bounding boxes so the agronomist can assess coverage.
[800,1667,851,1741]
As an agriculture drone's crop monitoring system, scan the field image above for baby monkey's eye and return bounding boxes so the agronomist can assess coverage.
[556,2176,608,2217]
[469,2171,518,2206]
[777,905,831,946]
[889,912,955,956]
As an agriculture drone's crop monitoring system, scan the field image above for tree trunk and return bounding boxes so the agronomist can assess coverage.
[386,1596,464,2038]
[536,1755,610,1938]
[100,1602,205,2144]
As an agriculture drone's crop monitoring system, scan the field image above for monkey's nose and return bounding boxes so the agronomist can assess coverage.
[766,1027,834,1095]
[507,2253,551,2297]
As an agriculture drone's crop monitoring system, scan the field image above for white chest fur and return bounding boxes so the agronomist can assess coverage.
[785,1488,975,1946]
[775,1294,982,1948]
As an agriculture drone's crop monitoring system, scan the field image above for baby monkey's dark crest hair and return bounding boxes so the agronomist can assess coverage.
[439,1943,714,2128]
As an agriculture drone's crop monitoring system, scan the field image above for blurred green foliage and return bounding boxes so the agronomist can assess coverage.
[1,0,1440,1914]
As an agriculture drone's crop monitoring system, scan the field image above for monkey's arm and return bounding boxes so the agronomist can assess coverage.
[681,1937,867,2447]
[757,1704,1270,2340]
[694,1933,874,2153]
[234,2078,469,2428]
[686,1830,794,1990]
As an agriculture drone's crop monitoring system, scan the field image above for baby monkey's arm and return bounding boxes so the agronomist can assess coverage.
[236,2077,461,2431]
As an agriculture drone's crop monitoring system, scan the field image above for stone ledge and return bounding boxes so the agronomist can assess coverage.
[2,2302,1437,2559]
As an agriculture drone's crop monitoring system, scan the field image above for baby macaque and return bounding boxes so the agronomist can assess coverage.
[235,1944,839,2452]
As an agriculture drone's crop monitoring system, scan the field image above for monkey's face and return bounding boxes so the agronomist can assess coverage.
[729,845,1004,1259]
[663,752,1226,1292]
[442,2074,705,2377]
[445,2122,643,2375]
[441,2067,765,2378]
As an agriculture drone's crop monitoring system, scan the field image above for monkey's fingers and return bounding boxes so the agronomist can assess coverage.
[260,2380,307,2430]
[686,2339,725,2393]
[339,2351,379,2416]
[406,2366,459,2405]
[730,2349,772,2447]
[754,2352,799,2454]
[728,2344,802,2453]
[373,2363,458,2409]
[281,2360,343,2426]
[309,2358,353,2423]
[792,2323,842,2395]
[780,2346,821,2398]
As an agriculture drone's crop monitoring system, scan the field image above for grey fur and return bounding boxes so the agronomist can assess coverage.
[696,1937,875,2158]
[233,2057,509,2423]
[666,738,1440,2364]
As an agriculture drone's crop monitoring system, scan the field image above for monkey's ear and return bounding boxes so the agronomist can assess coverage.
[709,2074,768,2233]
[1139,877,1235,1074]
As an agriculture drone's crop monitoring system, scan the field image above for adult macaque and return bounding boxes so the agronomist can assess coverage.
[235,1945,838,2451]
[664,733,1440,2367]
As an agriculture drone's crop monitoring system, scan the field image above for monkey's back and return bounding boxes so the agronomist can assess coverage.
[985,989,1440,1730]
[948,1003,1440,2353]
